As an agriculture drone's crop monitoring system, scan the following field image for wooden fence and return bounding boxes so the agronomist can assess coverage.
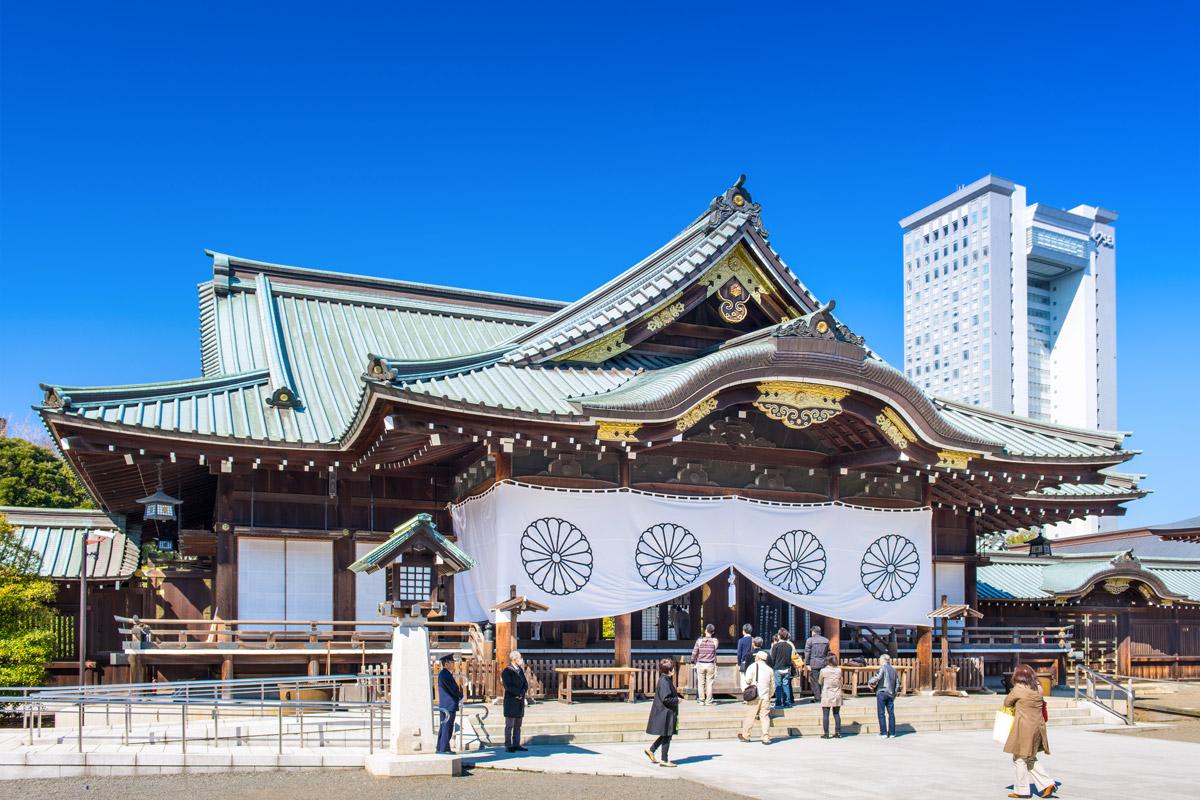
[523,656,692,700]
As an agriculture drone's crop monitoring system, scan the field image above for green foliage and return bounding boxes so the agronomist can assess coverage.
[0,516,58,686]
[0,436,93,508]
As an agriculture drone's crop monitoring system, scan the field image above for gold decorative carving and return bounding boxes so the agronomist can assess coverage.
[644,298,686,332]
[753,381,849,430]
[874,407,916,450]
[701,246,771,300]
[596,420,642,443]
[675,394,718,433]
[1103,578,1131,596]
[936,449,975,470]
[553,328,631,364]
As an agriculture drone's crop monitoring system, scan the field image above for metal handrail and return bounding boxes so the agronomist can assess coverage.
[1073,663,1135,725]
[0,672,488,754]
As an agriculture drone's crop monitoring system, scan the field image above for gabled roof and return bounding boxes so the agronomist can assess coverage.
[349,513,476,575]
[501,180,820,364]
[1,506,139,581]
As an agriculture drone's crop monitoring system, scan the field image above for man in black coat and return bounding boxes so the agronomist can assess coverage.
[436,654,463,754]
[803,625,831,700]
[501,651,529,752]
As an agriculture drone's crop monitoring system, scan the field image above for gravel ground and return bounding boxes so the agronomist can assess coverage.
[8,769,745,800]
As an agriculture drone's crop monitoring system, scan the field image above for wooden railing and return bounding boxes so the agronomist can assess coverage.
[113,616,486,659]
[522,656,692,700]
[892,625,1072,652]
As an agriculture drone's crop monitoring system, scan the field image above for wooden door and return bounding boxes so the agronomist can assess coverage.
[1066,612,1118,673]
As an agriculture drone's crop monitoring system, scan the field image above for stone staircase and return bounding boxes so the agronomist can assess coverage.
[487,695,1110,746]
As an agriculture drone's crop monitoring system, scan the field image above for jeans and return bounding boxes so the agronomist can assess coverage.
[821,706,841,736]
[875,691,896,736]
[649,734,671,761]
[773,669,793,707]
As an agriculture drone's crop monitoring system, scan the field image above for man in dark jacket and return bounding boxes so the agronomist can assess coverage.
[736,624,754,670]
[436,654,463,754]
[803,625,831,700]
[501,651,529,752]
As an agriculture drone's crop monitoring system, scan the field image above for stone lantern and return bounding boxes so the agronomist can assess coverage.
[349,513,475,776]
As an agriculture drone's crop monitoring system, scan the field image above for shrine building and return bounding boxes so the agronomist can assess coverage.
[36,178,1147,689]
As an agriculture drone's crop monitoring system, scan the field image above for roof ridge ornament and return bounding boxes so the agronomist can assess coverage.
[707,174,768,239]
[775,300,865,347]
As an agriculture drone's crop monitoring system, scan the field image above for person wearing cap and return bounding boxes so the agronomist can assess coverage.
[435,653,463,754]
[738,649,775,744]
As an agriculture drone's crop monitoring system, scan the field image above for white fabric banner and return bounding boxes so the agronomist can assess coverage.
[450,481,933,627]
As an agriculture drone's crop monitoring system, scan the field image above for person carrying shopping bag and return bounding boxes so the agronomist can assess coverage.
[1002,664,1061,798]
[738,649,775,744]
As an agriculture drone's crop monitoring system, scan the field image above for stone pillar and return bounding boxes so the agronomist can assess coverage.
[614,613,632,668]
[916,626,934,691]
[389,620,437,754]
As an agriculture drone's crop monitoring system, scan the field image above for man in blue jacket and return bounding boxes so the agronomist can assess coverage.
[436,654,463,754]
[736,624,754,670]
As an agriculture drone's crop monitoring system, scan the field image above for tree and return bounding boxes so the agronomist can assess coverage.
[0,436,93,508]
[0,515,57,686]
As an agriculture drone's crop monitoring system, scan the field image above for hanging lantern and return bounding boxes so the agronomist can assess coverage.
[1028,531,1053,558]
[136,462,182,523]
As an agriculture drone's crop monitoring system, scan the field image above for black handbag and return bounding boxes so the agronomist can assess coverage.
[743,663,760,702]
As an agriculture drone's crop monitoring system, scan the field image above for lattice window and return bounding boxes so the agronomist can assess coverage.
[395,566,431,602]
[641,605,660,639]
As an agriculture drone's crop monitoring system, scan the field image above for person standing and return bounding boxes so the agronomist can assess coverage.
[769,628,795,708]
[738,649,775,744]
[1003,664,1059,798]
[501,650,529,752]
[818,653,843,739]
[691,624,719,706]
[736,623,754,671]
[868,653,899,738]
[644,657,680,768]
[435,654,462,754]
[803,625,831,701]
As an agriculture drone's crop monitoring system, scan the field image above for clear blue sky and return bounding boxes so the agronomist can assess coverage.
[1,3,1197,528]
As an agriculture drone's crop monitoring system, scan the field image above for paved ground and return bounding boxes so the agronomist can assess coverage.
[468,724,1197,800]
[4,770,737,800]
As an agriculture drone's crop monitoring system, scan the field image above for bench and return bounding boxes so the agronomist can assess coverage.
[554,667,640,703]
[839,664,913,696]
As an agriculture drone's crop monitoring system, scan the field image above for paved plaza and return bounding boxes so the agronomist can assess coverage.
[469,724,1196,800]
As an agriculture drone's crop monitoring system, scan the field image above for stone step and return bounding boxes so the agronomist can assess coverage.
[519,714,1105,745]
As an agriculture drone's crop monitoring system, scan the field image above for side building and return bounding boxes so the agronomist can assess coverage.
[899,175,1120,535]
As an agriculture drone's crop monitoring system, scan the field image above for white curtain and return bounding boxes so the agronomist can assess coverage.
[236,538,332,624]
[451,481,933,627]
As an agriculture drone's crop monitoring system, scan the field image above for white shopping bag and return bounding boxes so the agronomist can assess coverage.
[992,708,1014,743]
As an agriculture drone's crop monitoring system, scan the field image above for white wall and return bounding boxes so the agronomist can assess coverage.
[933,562,966,628]
[355,541,389,627]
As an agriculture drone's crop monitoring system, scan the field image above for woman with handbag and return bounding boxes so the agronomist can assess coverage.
[644,657,681,768]
[1002,664,1060,798]
[738,649,775,744]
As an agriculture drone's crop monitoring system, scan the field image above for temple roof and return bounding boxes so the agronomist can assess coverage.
[978,551,1200,603]
[1,507,140,581]
[37,177,1142,493]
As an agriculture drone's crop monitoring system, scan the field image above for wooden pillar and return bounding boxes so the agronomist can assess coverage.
[1116,614,1132,676]
[823,616,841,656]
[220,655,235,681]
[307,657,320,677]
[916,626,934,691]
[494,450,512,481]
[332,477,356,623]
[128,652,144,684]
[614,613,632,667]
[214,475,237,619]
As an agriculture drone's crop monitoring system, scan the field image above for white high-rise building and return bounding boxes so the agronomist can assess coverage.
[899,175,1119,534]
